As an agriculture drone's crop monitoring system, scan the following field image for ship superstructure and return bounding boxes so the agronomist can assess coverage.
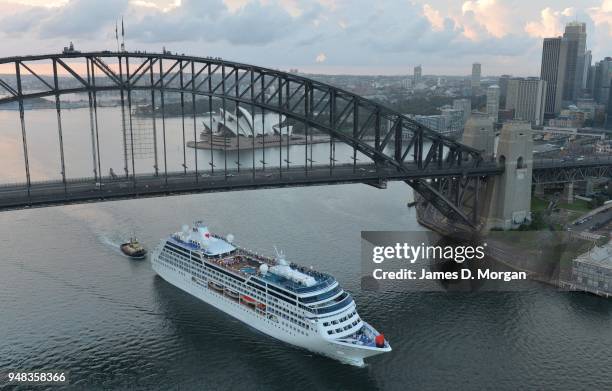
[151,222,391,366]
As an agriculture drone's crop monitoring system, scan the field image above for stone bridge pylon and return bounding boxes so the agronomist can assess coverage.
[415,115,534,235]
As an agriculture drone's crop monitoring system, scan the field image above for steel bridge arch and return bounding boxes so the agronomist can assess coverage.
[0,51,489,227]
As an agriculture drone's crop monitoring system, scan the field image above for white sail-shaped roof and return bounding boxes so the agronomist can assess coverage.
[204,108,293,137]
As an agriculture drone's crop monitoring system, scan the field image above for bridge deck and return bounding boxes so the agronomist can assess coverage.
[1,156,610,212]
[0,163,502,211]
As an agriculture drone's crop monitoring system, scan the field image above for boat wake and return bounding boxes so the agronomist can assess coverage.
[99,235,123,254]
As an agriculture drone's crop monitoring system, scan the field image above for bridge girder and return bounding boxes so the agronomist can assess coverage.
[532,165,612,184]
[0,52,489,225]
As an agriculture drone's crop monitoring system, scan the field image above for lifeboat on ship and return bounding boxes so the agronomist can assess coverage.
[241,295,256,303]
[241,295,258,309]
[209,281,224,292]
[225,289,240,300]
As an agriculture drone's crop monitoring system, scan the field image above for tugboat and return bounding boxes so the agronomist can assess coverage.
[120,237,147,259]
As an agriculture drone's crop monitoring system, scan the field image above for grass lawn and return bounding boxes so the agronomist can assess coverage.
[531,196,549,212]
[532,196,592,213]
[558,198,591,213]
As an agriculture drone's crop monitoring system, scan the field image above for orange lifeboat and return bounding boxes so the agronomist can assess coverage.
[241,295,256,303]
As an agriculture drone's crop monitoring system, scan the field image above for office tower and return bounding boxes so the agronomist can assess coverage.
[540,37,568,116]
[453,98,472,125]
[593,58,612,106]
[413,65,422,86]
[498,75,512,108]
[562,22,587,103]
[607,79,612,130]
[587,65,596,96]
[471,63,481,92]
[486,85,500,122]
[472,63,481,94]
[583,50,592,90]
[505,77,547,126]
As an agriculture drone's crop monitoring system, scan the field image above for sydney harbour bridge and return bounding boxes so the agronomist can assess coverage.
[0,51,610,230]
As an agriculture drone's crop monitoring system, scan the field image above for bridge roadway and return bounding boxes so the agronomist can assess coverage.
[0,156,610,212]
[0,162,501,211]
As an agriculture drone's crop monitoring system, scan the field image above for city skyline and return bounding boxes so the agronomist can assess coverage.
[0,0,611,76]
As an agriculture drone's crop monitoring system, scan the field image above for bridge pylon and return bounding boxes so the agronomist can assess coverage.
[485,121,534,230]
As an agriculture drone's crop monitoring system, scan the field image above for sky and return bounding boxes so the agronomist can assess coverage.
[0,0,611,76]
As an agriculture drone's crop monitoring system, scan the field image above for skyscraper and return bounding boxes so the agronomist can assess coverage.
[606,79,612,130]
[587,64,596,96]
[583,50,592,91]
[413,65,422,86]
[506,77,547,126]
[453,98,472,125]
[486,85,500,122]
[471,63,481,92]
[498,75,512,108]
[593,58,612,106]
[540,37,568,116]
[606,80,612,130]
[562,22,587,103]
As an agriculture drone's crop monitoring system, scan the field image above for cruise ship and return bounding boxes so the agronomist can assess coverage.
[151,222,391,366]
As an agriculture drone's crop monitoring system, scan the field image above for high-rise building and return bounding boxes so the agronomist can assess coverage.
[540,37,568,116]
[593,58,612,106]
[607,79,612,130]
[471,63,481,92]
[583,50,592,91]
[562,22,587,103]
[486,85,500,122]
[413,65,422,86]
[587,64,596,96]
[452,98,472,125]
[506,77,547,126]
[498,75,512,108]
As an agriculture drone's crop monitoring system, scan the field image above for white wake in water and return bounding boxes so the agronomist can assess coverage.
[99,234,124,254]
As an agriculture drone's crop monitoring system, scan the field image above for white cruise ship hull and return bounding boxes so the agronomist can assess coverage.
[152,257,388,366]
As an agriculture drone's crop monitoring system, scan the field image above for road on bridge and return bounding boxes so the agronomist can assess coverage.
[1,156,610,212]
[0,162,502,211]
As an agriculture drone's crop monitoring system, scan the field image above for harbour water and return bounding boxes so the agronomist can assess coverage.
[1,108,612,390]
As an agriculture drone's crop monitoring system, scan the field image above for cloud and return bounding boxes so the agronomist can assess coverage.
[461,0,512,39]
[588,0,612,36]
[2,0,612,76]
[125,0,326,45]
[422,4,445,31]
[524,7,575,38]
[0,0,130,38]
[223,0,249,13]
[131,0,181,12]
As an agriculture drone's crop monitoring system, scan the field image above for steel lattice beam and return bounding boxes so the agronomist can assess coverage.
[8,52,609,226]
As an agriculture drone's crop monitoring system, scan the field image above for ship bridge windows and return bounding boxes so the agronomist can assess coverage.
[299,285,342,304]
[312,293,353,315]
[314,291,348,309]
